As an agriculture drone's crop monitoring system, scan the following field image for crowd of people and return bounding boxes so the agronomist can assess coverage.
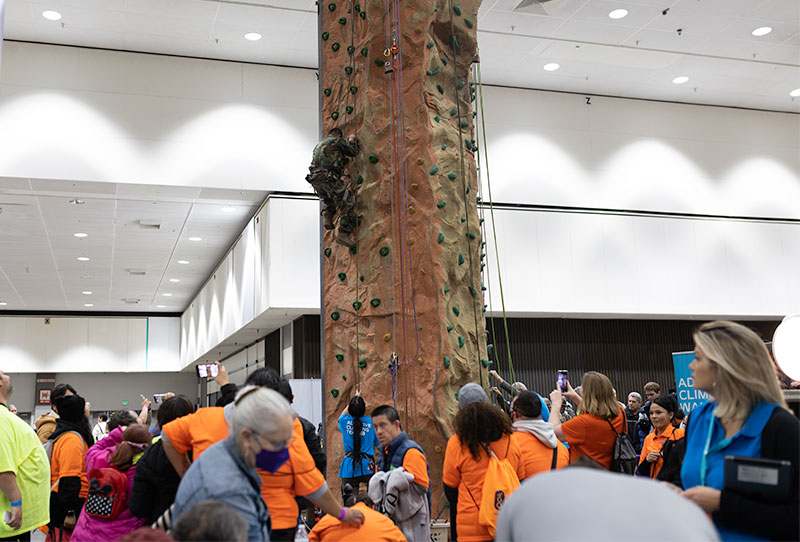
[0,320,797,541]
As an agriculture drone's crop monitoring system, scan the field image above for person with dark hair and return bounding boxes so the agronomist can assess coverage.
[636,394,684,479]
[92,414,109,442]
[338,395,379,497]
[131,395,195,524]
[511,390,568,478]
[71,424,151,541]
[108,410,139,432]
[171,500,248,542]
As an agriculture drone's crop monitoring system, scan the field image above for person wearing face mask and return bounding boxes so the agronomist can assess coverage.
[636,394,684,479]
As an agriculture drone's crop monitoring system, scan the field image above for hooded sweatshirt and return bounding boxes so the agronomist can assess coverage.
[512,419,569,478]
[35,413,57,444]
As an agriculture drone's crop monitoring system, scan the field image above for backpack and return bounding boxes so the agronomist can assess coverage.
[44,431,85,464]
[606,415,638,475]
[474,442,520,538]
[85,467,129,520]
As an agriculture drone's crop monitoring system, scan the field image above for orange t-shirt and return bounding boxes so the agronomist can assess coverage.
[401,447,429,488]
[560,408,626,469]
[161,407,228,458]
[442,433,525,542]
[308,501,406,542]
[259,418,326,530]
[512,431,569,478]
[50,432,89,499]
[638,424,684,479]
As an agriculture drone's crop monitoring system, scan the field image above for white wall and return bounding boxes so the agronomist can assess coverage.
[0,316,181,372]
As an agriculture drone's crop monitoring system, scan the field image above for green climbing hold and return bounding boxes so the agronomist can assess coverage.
[460,216,467,223]
[436,84,445,95]
[444,356,451,369]
[335,353,344,362]
[427,66,441,76]
[482,305,487,313]
[358,358,367,368]
[359,275,364,281]
[353,301,362,311]
[331,43,340,51]
[346,105,354,114]
[455,392,459,400]
[481,358,490,368]
[436,201,446,209]
[349,86,357,94]
[437,233,445,244]
[354,3,360,11]
[360,47,368,57]
[459,120,470,128]
[344,66,353,75]
[429,165,439,175]
[331,388,339,397]
[458,336,465,348]
[357,174,363,185]
[441,144,447,150]
[479,218,484,225]
[337,272,346,281]
[434,116,441,123]
[452,35,460,49]
[328,2,336,11]
[323,88,332,96]
[481,284,487,291]
[450,107,458,117]
[375,58,384,67]
[342,375,347,380]
[447,173,457,180]
[487,344,494,353]
[426,41,434,49]
[446,325,454,332]
[338,16,346,24]
[466,231,476,240]
[466,186,471,194]
[440,57,448,66]
[324,247,332,257]
[359,10,365,19]
[347,45,355,55]
[469,285,476,296]
[452,306,460,316]
[369,154,379,164]
[444,286,451,293]
[379,246,390,257]
[321,31,330,41]
[350,245,358,255]
[464,18,474,29]
[458,80,466,89]
[331,111,339,120]
[458,254,465,265]
[453,5,462,15]
[331,311,340,321]
[370,298,381,307]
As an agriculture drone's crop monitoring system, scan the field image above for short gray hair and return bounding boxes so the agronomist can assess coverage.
[627,392,643,403]
[172,500,248,541]
[231,385,294,436]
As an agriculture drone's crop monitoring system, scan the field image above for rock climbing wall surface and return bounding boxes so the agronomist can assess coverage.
[320,0,486,508]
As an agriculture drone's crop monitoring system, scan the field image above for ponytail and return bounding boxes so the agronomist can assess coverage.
[348,396,366,473]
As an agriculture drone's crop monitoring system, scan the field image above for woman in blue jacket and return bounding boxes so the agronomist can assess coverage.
[338,395,379,496]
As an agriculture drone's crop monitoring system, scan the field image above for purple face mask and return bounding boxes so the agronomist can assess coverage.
[255,447,290,473]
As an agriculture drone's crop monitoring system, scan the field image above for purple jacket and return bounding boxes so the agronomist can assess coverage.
[71,427,148,541]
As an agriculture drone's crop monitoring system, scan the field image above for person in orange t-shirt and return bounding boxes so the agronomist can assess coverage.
[510,391,568,477]
[443,396,525,542]
[309,500,406,542]
[549,371,626,470]
[637,394,684,479]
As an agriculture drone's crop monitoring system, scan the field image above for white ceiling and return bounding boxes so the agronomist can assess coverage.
[2,0,799,111]
[0,176,265,312]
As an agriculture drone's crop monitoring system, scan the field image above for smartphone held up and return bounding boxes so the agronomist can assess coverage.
[557,370,568,392]
[196,363,219,379]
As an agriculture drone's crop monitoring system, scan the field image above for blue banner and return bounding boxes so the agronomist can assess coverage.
[672,351,711,414]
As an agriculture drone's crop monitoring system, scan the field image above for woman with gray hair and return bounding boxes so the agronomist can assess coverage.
[172,386,294,541]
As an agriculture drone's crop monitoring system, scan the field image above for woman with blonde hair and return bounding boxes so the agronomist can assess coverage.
[549,371,625,469]
[680,321,798,541]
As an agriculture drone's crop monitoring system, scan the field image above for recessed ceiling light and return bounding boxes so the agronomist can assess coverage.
[42,10,62,21]
[751,26,772,37]
[221,206,235,213]
[162,293,173,297]
[0,302,7,306]
[244,32,262,41]
[169,278,180,283]
[672,76,689,84]
[608,8,628,19]
[82,291,92,295]
[68,199,85,205]
[543,63,560,72]
[84,303,93,307]
[790,88,800,97]
[157,305,166,308]
[188,236,202,242]
[73,232,88,238]
[177,260,190,265]
[77,256,90,261]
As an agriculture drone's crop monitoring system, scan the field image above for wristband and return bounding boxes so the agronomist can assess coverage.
[10,500,21,507]
[339,508,347,521]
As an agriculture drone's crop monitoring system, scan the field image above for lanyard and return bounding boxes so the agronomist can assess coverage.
[700,408,733,486]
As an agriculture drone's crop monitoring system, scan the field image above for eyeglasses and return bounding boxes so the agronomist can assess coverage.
[251,430,293,451]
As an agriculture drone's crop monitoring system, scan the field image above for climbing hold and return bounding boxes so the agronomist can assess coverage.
[346,105,354,114]
[452,306,460,316]
[379,246,390,257]
[331,42,340,51]
[460,216,467,223]
[487,344,494,353]
[352,301,362,311]
[444,356,451,369]
[360,47,368,57]
[427,66,441,76]
[436,201,446,209]
[357,174,363,184]
[459,120,470,128]
[331,111,339,120]
[437,233,444,244]
[331,311,340,321]
[374,58,384,67]
[479,218,484,225]
[338,16,346,24]
[347,45,355,55]
[359,10,365,19]
[416,157,424,165]
[429,165,439,175]
[370,298,381,307]
[354,3,360,11]
[481,358,490,368]
[369,154,379,164]
[446,325,454,332]
[335,353,344,362]
[458,81,466,90]
[477,196,482,203]
[458,336,465,348]
[481,284,487,291]
[408,238,415,246]
[331,389,339,398]
[466,231,476,240]
[337,272,346,281]
[350,245,358,255]
[464,18,474,29]
[482,305,487,313]
[359,275,364,281]
[434,116,441,123]
[324,247,332,257]
[440,57,448,66]
[418,357,424,366]
[358,358,367,368]
[435,445,443,453]
[441,143,447,150]
[452,35,460,49]
[327,2,336,10]
[321,31,330,41]
[453,5,462,15]
[455,392,459,400]
[420,267,426,275]
[408,206,415,214]
[444,285,451,293]
[466,186,471,194]
[436,84,445,94]
[342,375,347,380]
[344,66,353,75]
[411,183,418,190]
[469,285,476,296]
[383,333,392,342]
[426,41,434,49]
[323,87,332,96]
[458,254,465,265]
[447,173,457,180]
[450,107,458,117]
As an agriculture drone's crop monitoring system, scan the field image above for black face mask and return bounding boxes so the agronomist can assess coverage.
[54,394,86,423]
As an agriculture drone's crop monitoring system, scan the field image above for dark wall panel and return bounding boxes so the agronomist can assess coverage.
[293,315,321,379]
[264,329,281,374]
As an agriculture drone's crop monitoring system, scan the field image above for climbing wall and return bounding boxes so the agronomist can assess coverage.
[320,0,486,508]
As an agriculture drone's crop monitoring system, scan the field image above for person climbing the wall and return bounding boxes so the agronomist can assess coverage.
[306,127,360,248]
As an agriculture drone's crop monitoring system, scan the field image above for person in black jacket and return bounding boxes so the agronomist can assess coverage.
[129,395,194,524]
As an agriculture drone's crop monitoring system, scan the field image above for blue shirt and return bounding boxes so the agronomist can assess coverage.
[338,414,380,478]
[682,400,780,542]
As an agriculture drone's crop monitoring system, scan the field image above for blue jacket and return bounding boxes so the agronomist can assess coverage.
[338,414,380,478]
[378,431,431,509]
[173,438,270,541]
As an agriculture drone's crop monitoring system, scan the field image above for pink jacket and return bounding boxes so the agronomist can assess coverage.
[71,427,148,541]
